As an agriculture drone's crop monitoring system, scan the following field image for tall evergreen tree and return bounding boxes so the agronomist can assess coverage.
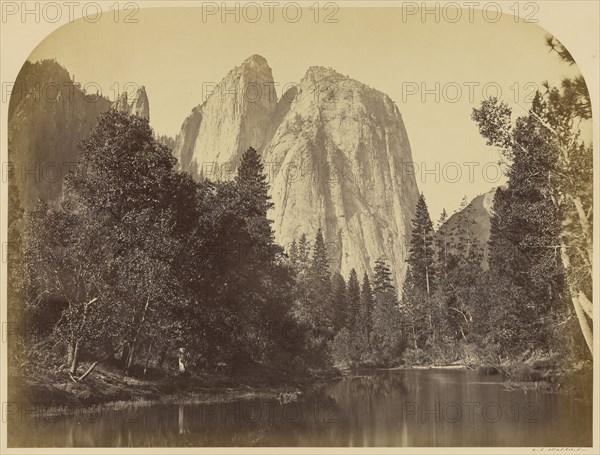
[289,239,298,267]
[311,228,330,285]
[402,193,438,351]
[373,257,394,295]
[235,147,280,261]
[407,193,436,294]
[330,272,348,333]
[297,233,310,269]
[435,208,449,281]
[347,269,361,330]
[308,228,332,334]
[235,147,273,217]
[356,273,374,359]
[370,260,403,365]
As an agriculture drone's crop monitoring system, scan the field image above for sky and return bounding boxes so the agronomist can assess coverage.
[26,6,589,218]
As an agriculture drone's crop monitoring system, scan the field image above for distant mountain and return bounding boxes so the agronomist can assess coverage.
[438,188,497,268]
[8,59,149,208]
[173,55,421,286]
[112,86,150,120]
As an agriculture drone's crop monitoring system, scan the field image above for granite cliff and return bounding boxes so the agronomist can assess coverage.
[174,56,421,286]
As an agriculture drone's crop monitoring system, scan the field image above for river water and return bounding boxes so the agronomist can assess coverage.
[8,368,592,447]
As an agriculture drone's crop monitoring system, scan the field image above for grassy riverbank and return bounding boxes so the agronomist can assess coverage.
[9,352,591,418]
[8,360,316,416]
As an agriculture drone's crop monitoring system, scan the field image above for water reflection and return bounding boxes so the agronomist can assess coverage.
[8,369,592,447]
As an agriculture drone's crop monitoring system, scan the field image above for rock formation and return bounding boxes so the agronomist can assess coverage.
[8,60,113,207]
[173,54,277,178]
[174,56,421,286]
[439,188,497,268]
[112,86,150,120]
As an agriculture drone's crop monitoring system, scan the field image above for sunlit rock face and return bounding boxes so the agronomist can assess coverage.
[174,56,420,286]
[173,54,278,178]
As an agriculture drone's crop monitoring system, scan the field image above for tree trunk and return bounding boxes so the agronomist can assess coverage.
[576,290,593,320]
[78,361,99,382]
[572,293,593,355]
[125,344,136,376]
[124,297,151,374]
[560,240,593,355]
[120,343,130,367]
[69,341,80,376]
[571,196,593,265]
[411,322,418,350]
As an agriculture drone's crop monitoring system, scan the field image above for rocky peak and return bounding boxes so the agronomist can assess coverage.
[130,86,150,120]
[113,86,150,120]
[173,55,278,176]
[439,187,498,269]
[114,91,129,113]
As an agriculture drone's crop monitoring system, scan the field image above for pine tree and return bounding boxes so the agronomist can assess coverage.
[330,272,347,333]
[235,147,280,262]
[309,228,332,334]
[401,193,438,351]
[407,193,436,294]
[289,239,298,267]
[235,147,273,217]
[370,260,403,365]
[436,208,448,231]
[347,269,361,330]
[311,228,329,285]
[297,233,310,269]
[435,209,449,281]
[373,257,394,296]
[357,273,374,357]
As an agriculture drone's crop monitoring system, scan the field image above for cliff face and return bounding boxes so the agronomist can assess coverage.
[8,60,114,207]
[263,66,420,286]
[8,61,151,208]
[173,57,421,286]
[173,54,277,177]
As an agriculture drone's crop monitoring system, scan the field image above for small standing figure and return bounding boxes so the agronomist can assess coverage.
[178,347,186,375]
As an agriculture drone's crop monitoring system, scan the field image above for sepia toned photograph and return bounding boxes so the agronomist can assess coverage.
[1,1,597,452]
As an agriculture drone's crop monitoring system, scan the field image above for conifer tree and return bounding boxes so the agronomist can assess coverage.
[370,259,403,365]
[407,193,436,294]
[373,257,394,295]
[356,273,374,358]
[347,269,361,330]
[311,228,330,286]
[435,209,449,281]
[297,233,310,269]
[235,147,273,217]
[330,272,348,333]
[309,228,332,333]
[402,194,438,351]
[289,239,298,267]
